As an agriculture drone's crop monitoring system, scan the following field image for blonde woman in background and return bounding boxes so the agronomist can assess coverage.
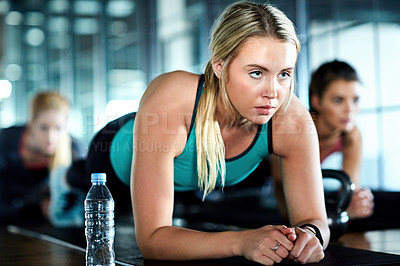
[0,91,85,226]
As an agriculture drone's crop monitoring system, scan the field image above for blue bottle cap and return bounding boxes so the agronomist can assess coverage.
[91,173,107,183]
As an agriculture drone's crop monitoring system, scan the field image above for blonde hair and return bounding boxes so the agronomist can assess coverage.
[30,91,72,169]
[196,2,301,198]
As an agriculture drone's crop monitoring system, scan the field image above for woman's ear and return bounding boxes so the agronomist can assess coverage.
[212,60,223,79]
[310,94,322,112]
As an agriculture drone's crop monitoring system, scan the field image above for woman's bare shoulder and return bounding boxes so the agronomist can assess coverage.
[272,96,317,156]
[273,95,313,133]
[136,71,201,148]
[139,71,201,113]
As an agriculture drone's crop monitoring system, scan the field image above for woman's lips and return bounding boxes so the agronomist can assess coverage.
[255,105,275,115]
[342,118,351,124]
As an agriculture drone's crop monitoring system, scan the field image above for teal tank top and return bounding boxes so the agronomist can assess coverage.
[110,75,273,191]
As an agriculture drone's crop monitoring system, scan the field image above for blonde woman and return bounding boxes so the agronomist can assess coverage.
[83,2,329,264]
[0,91,85,225]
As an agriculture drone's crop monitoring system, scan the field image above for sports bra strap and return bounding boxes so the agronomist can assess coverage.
[187,74,205,139]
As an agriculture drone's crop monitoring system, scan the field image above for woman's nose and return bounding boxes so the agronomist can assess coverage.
[345,100,357,113]
[47,129,58,144]
[262,79,278,99]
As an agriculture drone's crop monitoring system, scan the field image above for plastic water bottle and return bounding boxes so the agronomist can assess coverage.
[85,173,115,266]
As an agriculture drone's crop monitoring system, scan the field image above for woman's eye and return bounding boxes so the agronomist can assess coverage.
[40,125,49,132]
[354,96,360,104]
[278,72,290,80]
[250,71,262,79]
[333,97,342,104]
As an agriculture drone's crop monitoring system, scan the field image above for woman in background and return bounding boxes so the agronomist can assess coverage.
[308,60,374,220]
[0,91,85,225]
[272,60,374,221]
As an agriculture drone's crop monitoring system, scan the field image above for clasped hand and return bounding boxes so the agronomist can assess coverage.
[347,188,374,220]
[241,225,324,265]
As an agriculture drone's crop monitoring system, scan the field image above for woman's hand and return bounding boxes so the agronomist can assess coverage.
[347,188,374,220]
[239,225,295,265]
[287,227,325,264]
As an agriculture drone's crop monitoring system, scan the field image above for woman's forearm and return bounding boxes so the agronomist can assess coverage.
[137,225,242,260]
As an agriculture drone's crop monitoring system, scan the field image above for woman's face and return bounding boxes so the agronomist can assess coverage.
[223,36,297,125]
[316,79,361,132]
[29,109,68,156]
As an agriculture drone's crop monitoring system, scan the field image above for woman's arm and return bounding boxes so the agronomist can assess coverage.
[131,72,295,265]
[272,96,329,263]
[342,126,362,186]
[342,126,374,219]
[269,154,289,221]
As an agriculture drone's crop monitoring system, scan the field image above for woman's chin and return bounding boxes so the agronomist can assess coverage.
[252,116,271,125]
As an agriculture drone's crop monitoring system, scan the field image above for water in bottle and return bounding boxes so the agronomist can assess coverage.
[85,173,115,266]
